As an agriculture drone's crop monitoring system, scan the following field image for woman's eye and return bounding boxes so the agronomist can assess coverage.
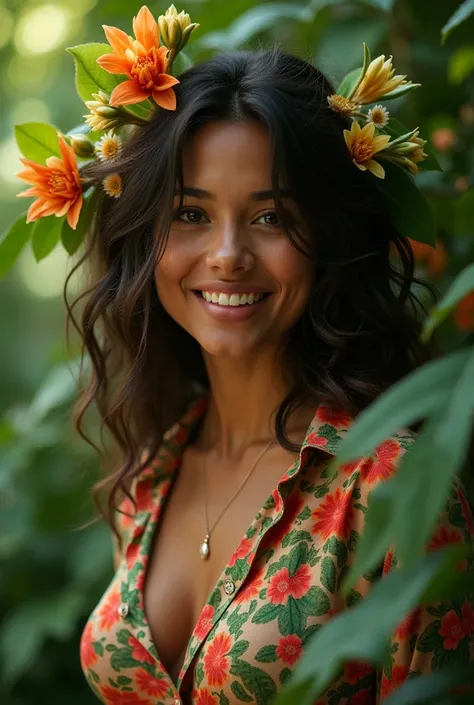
[175,208,208,224]
[255,211,281,227]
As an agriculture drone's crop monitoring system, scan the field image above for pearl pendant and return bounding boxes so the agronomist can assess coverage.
[200,534,210,560]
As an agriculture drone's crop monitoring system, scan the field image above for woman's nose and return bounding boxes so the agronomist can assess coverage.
[205,221,254,275]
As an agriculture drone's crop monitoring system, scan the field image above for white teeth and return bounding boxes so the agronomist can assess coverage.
[218,293,230,306]
[200,291,266,307]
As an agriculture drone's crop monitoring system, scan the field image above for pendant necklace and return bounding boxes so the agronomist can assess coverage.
[200,437,274,560]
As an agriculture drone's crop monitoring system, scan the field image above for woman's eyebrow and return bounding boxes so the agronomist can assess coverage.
[176,186,213,199]
[250,189,293,201]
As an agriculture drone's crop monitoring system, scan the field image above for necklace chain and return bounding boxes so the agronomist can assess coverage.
[200,438,274,560]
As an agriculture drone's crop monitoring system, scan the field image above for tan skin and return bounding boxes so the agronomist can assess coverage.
[145,120,317,691]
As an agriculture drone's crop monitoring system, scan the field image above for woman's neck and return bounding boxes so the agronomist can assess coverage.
[199,350,314,459]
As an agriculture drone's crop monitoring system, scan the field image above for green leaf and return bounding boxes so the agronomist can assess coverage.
[196,3,307,51]
[358,0,397,10]
[255,645,278,663]
[337,68,362,98]
[422,263,474,341]
[320,557,337,593]
[67,43,152,121]
[384,666,474,705]
[230,680,254,702]
[31,215,64,262]
[375,162,435,245]
[341,348,474,589]
[15,122,61,164]
[448,45,474,84]
[442,0,474,43]
[0,213,34,279]
[275,552,450,705]
[66,43,118,102]
[62,186,99,255]
[383,118,441,172]
[335,349,471,464]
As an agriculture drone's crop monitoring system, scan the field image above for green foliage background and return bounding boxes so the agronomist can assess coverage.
[0,1,473,704]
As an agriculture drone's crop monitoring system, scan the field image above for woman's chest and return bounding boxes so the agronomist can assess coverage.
[142,447,300,688]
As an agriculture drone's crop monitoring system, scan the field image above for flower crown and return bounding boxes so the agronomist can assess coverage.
[10,5,440,272]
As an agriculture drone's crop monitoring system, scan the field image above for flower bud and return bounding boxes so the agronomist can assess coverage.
[69,133,95,158]
[158,4,199,54]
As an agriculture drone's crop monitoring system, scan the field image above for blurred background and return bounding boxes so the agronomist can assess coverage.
[0,0,473,703]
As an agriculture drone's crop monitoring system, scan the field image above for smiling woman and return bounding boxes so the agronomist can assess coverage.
[70,46,474,705]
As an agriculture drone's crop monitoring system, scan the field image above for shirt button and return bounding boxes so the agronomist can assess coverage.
[117,602,129,618]
[224,579,235,595]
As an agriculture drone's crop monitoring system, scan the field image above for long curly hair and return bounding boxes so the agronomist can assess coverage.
[66,48,436,538]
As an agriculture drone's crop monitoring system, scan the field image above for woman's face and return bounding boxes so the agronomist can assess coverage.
[154,120,314,359]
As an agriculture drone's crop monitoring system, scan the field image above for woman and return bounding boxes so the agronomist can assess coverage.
[75,49,474,705]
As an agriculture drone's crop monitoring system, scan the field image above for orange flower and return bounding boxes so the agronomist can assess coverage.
[16,133,83,230]
[97,5,179,110]
[408,238,447,279]
[343,120,391,179]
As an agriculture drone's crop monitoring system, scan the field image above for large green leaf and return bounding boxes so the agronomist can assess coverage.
[335,349,471,464]
[31,215,64,262]
[422,264,474,341]
[385,666,474,705]
[0,214,34,279]
[442,0,474,43]
[14,122,61,164]
[276,551,455,705]
[67,43,152,121]
[196,3,308,51]
[342,347,474,587]
[66,43,118,103]
[375,162,435,245]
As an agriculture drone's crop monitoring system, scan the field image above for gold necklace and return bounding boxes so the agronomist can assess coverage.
[200,438,274,560]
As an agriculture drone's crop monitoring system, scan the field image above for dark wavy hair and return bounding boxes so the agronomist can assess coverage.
[66,48,436,536]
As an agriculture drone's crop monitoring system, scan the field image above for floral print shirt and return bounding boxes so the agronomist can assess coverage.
[80,394,474,705]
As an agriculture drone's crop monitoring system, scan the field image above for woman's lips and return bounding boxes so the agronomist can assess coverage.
[193,290,270,321]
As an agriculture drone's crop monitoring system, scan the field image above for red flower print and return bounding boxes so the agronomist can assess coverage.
[100,686,153,705]
[228,537,253,567]
[80,622,98,670]
[394,608,421,640]
[457,488,474,535]
[203,632,232,687]
[135,479,154,512]
[276,634,303,665]
[315,406,352,427]
[129,635,155,665]
[428,526,463,551]
[311,487,355,541]
[461,601,474,636]
[195,604,215,640]
[439,610,465,650]
[194,689,218,705]
[236,567,265,604]
[306,432,329,449]
[97,587,121,631]
[344,661,372,685]
[382,549,395,576]
[135,669,168,698]
[269,492,305,547]
[267,564,311,605]
[118,496,136,531]
[272,489,283,512]
[380,664,409,699]
[175,427,188,445]
[348,689,372,705]
[126,540,142,569]
[357,439,402,485]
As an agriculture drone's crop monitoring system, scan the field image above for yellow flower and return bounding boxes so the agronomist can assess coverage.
[95,131,122,161]
[387,130,428,174]
[84,91,129,131]
[327,94,358,116]
[343,120,391,179]
[351,54,407,105]
[158,4,199,54]
[367,104,389,128]
[103,173,122,198]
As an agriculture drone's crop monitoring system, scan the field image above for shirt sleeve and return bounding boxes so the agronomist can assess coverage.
[371,477,474,701]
